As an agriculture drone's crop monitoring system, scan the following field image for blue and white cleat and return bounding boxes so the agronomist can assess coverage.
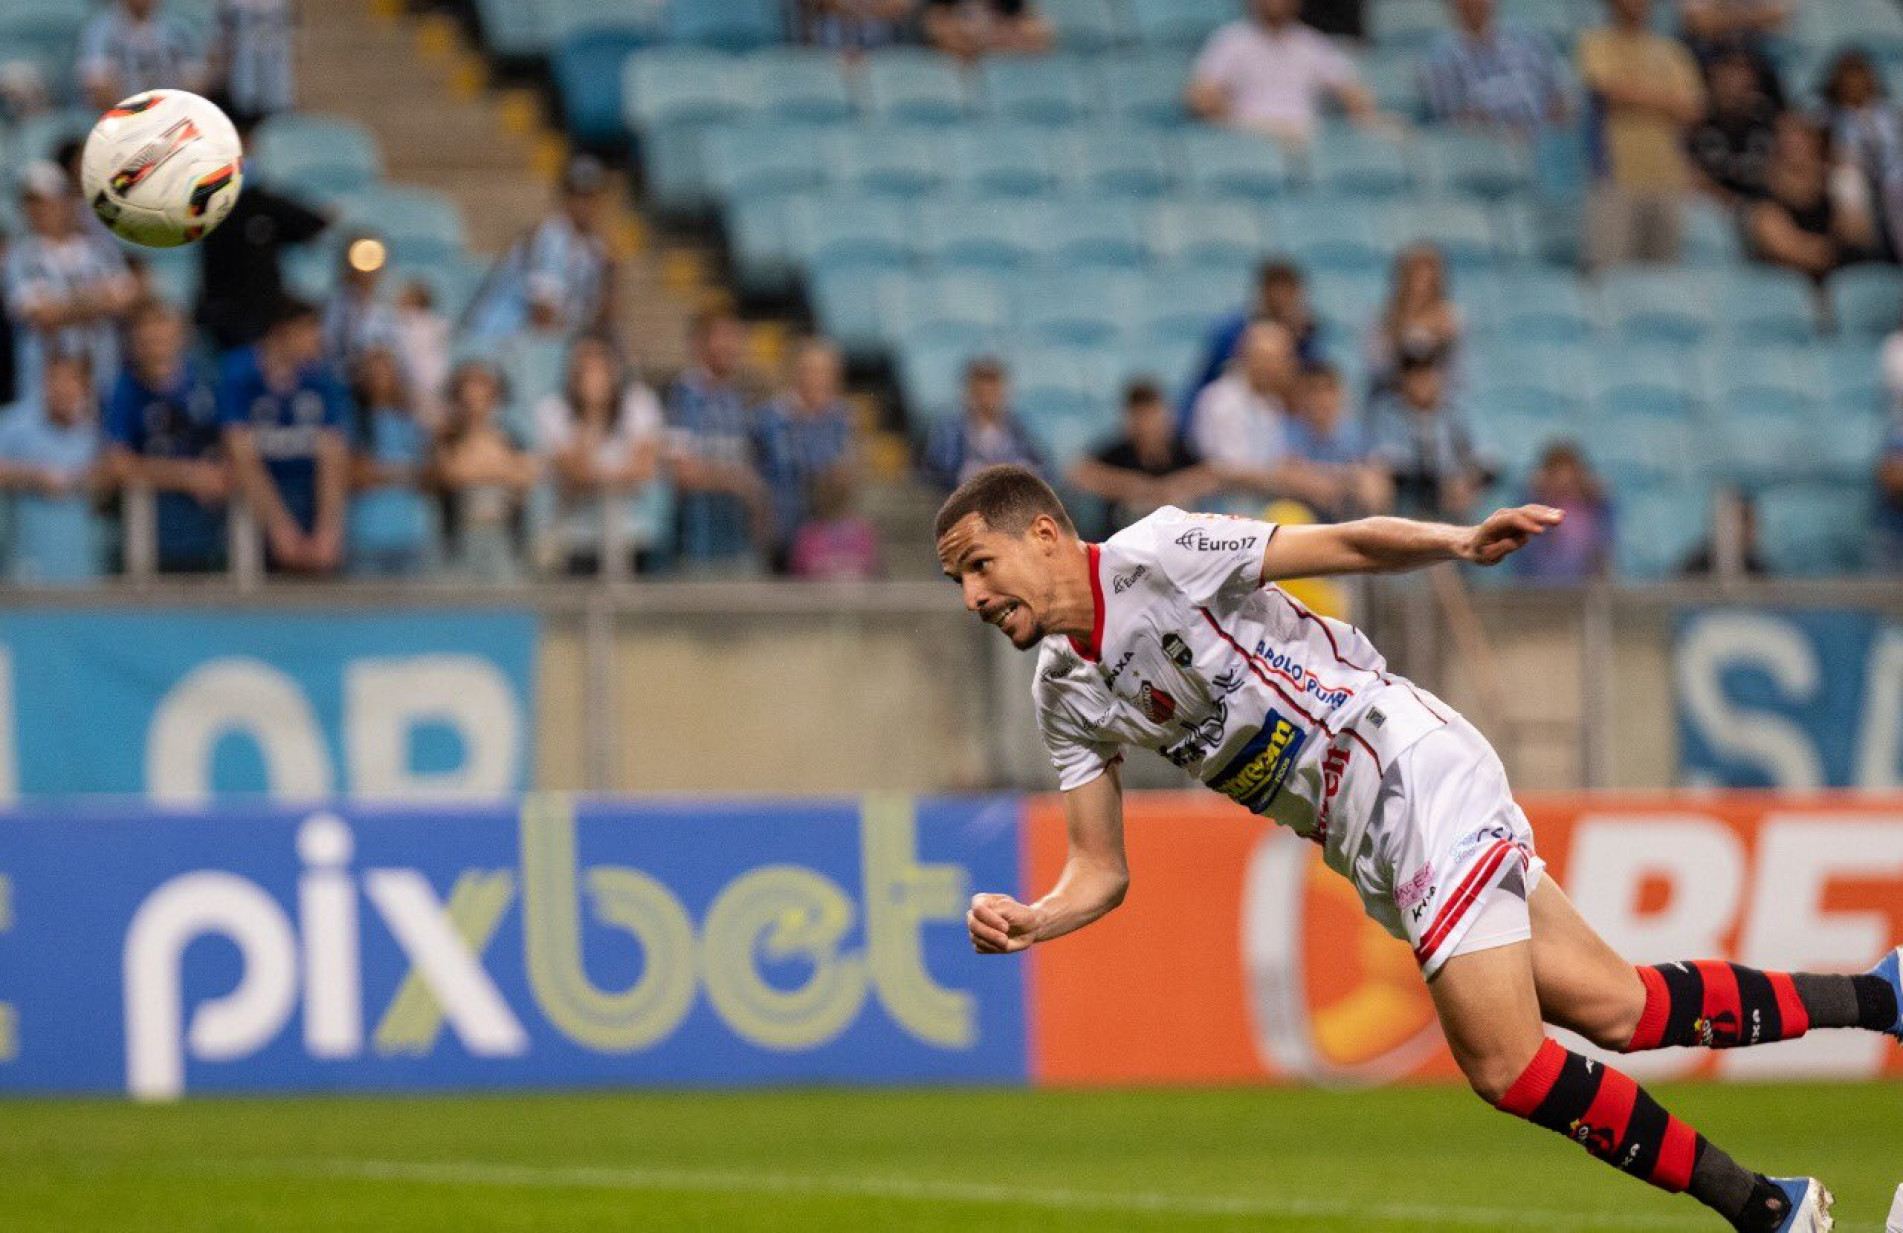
[1769,1178,1835,1233]
[1868,946,1903,1042]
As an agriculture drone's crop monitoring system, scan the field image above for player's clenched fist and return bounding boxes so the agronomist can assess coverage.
[967,892,1039,954]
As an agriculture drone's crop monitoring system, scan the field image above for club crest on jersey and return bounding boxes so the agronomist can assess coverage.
[1162,632,1193,668]
[1138,681,1177,724]
[1208,710,1306,813]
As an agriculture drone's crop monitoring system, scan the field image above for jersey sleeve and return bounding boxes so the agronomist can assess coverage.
[1141,506,1276,608]
[1035,680,1120,793]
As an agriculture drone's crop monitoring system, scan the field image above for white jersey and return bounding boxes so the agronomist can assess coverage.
[1034,506,1460,880]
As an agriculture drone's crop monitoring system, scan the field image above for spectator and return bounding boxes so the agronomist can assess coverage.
[197,124,329,352]
[1187,259,1324,409]
[0,61,52,126]
[1577,0,1706,268]
[798,0,918,52]
[462,156,616,344]
[322,234,398,371]
[77,0,207,111]
[921,356,1048,491]
[1687,48,1780,204]
[1187,0,1380,144]
[220,297,350,575]
[5,163,137,402]
[1747,115,1875,279]
[345,345,434,579]
[1680,492,1768,575]
[1368,345,1491,519]
[666,309,768,569]
[210,0,296,129]
[534,334,665,577]
[754,337,856,571]
[1287,363,1391,517]
[922,0,1052,60]
[1069,378,1215,532]
[1366,243,1463,397]
[1679,0,1788,105]
[392,278,451,431]
[1419,0,1570,135]
[1190,321,1339,514]
[0,355,104,585]
[1877,423,1903,571]
[1820,49,1903,263]
[104,301,228,574]
[1300,0,1365,39]
[788,470,883,581]
[435,360,539,583]
[1512,441,1614,582]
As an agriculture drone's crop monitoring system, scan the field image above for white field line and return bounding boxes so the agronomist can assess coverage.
[180,1156,1895,1232]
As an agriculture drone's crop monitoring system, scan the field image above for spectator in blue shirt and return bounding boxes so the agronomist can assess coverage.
[462,157,616,344]
[1367,345,1491,520]
[797,0,918,51]
[0,354,105,585]
[666,309,768,570]
[210,0,296,128]
[322,233,399,371]
[1185,260,1325,413]
[1287,362,1391,519]
[78,0,208,111]
[1419,0,1570,134]
[5,163,138,404]
[754,337,856,570]
[921,356,1048,492]
[104,301,228,573]
[220,297,350,575]
[346,345,433,578]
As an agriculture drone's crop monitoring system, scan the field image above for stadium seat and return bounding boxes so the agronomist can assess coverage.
[807,267,889,357]
[1070,127,1179,199]
[1042,0,1129,51]
[1149,200,1266,267]
[1466,393,1576,479]
[835,126,953,198]
[1416,130,1533,201]
[1275,198,1396,274]
[1468,340,1592,417]
[542,0,661,43]
[704,123,836,202]
[474,0,548,59]
[1177,128,1295,200]
[1588,342,1700,420]
[1614,484,1711,579]
[790,196,917,274]
[1308,270,1386,336]
[1701,344,1820,418]
[663,0,785,50]
[1005,343,1097,400]
[725,194,802,296]
[1362,49,1422,118]
[1306,126,1414,197]
[1759,484,1873,575]
[1828,264,1903,337]
[1138,273,1235,347]
[1717,269,1821,345]
[1126,0,1232,50]
[1816,403,1892,481]
[1591,417,1694,489]
[1710,397,1824,484]
[1477,270,1596,344]
[859,50,973,126]
[623,49,742,133]
[1394,199,1499,273]
[1371,0,1452,50]
[1600,269,1716,347]
[883,270,1010,341]
[1096,53,1194,127]
[251,115,384,197]
[1818,341,1884,415]
[554,28,655,149]
[1680,197,1746,267]
[1115,336,1204,394]
[1023,197,1151,270]
[951,125,1067,198]
[900,336,999,423]
[1021,389,1112,470]
[915,199,1038,271]
[746,49,857,125]
[333,186,467,264]
[979,55,1096,126]
[1012,270,1140,346]
[1501,0,1588,47]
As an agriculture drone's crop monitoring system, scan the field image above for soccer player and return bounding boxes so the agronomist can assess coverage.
[936,464,1903,1233]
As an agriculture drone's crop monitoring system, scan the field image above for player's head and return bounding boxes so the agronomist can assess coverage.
[935,464,1078,652]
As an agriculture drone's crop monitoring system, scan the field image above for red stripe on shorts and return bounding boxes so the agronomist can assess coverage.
[1412,840,1516,968]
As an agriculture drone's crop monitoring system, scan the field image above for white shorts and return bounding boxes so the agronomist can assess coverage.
[1353,715,1544,981]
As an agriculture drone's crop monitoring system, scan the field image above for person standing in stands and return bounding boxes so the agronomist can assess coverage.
[5,163,137,404]
[220,297,350,575]
[1419,0,1571,135]
[209,0,296,129]
[0,354,105,585]
[104,301,229,574]
[1187,0,1380,145]
[921,356,1049,492]
[462,156,617,344]
[76,0,207,110]
[1368,343,1492,520]
[345,344,434,579]
[534,334,666,577]
[197,122,330,353]
[666,309,770,570]
[754,337,857,572]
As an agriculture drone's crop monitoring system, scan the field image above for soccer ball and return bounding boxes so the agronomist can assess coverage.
[80,90,244,249]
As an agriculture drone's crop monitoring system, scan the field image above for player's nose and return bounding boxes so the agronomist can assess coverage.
[962,578,989,614]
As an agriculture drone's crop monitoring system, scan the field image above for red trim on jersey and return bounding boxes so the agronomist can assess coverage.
[1402,681,1451,724]
[1068,543,1105,662]
[1196,608,1320,728]
[1271,586,1381,674]
[1413,840,1520,967]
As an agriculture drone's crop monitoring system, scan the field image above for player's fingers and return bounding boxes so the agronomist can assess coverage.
[971,903,1011,932]
[967,915,1010,950]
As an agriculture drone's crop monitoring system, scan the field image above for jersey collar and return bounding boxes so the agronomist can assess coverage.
[1067,542,1106,662]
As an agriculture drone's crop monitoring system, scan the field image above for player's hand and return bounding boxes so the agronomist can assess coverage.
[1460,505,1563,566]
[968,892,1040,955]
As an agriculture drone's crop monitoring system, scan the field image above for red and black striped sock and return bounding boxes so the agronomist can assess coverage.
[1624,961,1898,1052]
[1495,1040,1789,1230]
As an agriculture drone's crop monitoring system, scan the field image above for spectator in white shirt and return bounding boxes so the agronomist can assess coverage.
[1187,0,1380,144]
[1189,321,1339,513]
[77,0,208,111]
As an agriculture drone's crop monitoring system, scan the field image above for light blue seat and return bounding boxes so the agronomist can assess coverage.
[1070,127,1178,198]
[1591,416,1693,487]
[1480,270,1596,344]
[1309,270,1386,336]
[1372,0,1452,50]
[1096,53,1194,127]
[1416,129,1533,201]
[1150,200,1265,267]
[979,55,1096,126]
[1681,197,1745,267]
[553,27,654,148]
[1615,484,1711,579]
[1307,127,1414,197]
[252,114,384,196]
[1759,484,1873,575]
[1718,269,1820,345]
[952,125,1066,197]
[1363,48,1422,117]
[543,0,661,44]
[1005,343,1098,401]
[1024,197,1151,270]
[623,49,742,132]
[1467,395,1577,479]
[1276,198,1395,274]
[663,0,784,50]
[725,195,803,295]
[1828,264,1903,337]
[808,267,890,356]
[860,50,973,126]
[333,186,466,264]
[1126,0,1232,50]
[835,126,952,198]
[1114,337,1203,395]
[901,337,1001,423]
[747,49,856,125]
[1702,344,1820,418]
[790,196,917,273]
[704,123,836,201]
[1589,342,1700,420]
[1012,270,1140,347]
[1137,278,1232,347]
[884,270,1011,341]
[474,0,547,58]
[1710,397,1823,484]
[1502,0,1588,47]
[1020,388,1112,470]
[1819,342,1883,415]
[1469,340,1592,416]
[1601,269,1716,347]
[1042,0,1128,51]
[1818,404,1892,481]
[1177,128,1294,200]
[1395,199,1499,272]
[916,199,1037,271]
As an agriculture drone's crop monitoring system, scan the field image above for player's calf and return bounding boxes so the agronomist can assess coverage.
[1620,960,1901,1053]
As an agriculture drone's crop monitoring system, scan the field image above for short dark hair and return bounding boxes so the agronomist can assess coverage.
[1301,360,1340,383]
[934,464,1075,541]
[1123,376,1165,408]
[1257,258,1303,289]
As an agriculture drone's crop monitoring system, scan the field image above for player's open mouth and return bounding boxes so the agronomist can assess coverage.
[988,601,1021,629]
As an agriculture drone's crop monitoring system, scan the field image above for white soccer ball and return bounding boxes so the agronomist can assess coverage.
[80,89,244,249]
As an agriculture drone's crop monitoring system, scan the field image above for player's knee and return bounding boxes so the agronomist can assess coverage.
[1459,1046,1540,1106]
[1591,968,1650,1053]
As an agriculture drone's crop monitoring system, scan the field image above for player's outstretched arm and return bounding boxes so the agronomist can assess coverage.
[1257,505,1564,582]
[967,766,1128,955]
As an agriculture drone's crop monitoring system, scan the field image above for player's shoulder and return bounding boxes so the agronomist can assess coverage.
[1032,638,1104,716]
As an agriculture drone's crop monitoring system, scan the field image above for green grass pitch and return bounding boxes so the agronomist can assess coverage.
[1,1083,1897,1231]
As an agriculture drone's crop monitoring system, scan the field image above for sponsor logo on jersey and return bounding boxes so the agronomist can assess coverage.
[1249,640,1352,709]
[1211,668,1246,695]
[1314,745,1350,843]
[1113,566,1148,594]
[1207,710,1306,813]
[1138,681,1177,724]
[1396,862,1435,915]
[1162,633,1193,668]
[1368,708,1386,728]
[1102,650,1135,688]
[1175,529,1258,553]
[1447,824,1514,869]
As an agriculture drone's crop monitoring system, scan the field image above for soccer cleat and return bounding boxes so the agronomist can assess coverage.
[1868,947,1903,1042]
[1768,1178,1835,1233]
